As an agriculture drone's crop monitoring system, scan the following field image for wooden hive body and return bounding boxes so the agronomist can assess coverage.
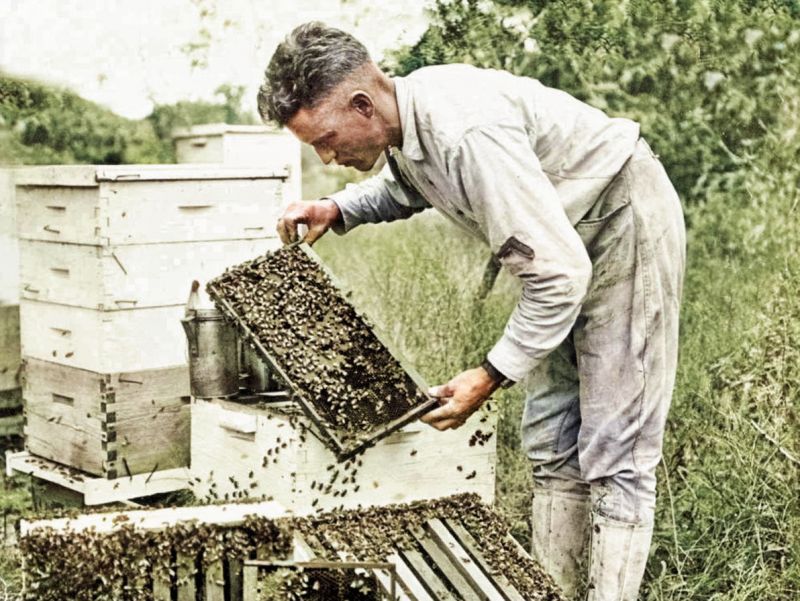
[23,358,190,479]
[172,123,302,202]
[191,397,497,513]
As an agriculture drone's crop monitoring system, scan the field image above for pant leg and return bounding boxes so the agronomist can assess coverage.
[521,335,584,488]
[573,138,686,525]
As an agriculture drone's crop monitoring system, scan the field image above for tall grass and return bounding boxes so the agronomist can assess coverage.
[314,103,800,598]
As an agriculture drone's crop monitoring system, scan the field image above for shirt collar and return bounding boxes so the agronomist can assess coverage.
[392,76,424,161]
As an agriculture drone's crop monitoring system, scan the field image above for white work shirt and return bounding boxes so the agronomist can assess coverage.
[328,64,640,382]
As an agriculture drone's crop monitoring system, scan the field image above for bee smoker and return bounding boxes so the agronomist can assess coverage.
[181,281,239,398]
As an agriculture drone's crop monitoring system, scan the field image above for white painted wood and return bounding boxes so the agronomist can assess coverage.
[6,450,192,507]
[20,238,280,309]
[190,398,497,514]
[13,164,287,187]
[20,496,287,535]
[20,300,188,372]
[16,166,288,245]
[173,124,302,202]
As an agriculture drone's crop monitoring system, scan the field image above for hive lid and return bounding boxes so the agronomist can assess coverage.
[207,243,439,461]
[13,164,289,187]
[171,122,286,139]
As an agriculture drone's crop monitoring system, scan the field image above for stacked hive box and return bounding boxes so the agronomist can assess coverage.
[172,123,302,203]
[0,170,22,436]
[191,397,497,513]
[15,165,288,478]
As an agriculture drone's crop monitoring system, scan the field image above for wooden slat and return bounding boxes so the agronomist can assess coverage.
[226,557,244,601]
[242,564,258,601]
[176,552,197,601]
[412,527,481,601]
[443,520,525,601]
[21,496,286,536]
[399,548,458,601]
[425,520,505,601]
[387,552,434,601]
[204,558,225,601]
[152,571,172,601]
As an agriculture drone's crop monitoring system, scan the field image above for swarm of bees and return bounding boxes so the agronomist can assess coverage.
[208,246,428,444]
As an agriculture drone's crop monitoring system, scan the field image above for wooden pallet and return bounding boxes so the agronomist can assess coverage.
[6,450,191,506]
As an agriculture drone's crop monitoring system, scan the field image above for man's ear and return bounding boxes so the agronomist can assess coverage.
[350,91,374,118]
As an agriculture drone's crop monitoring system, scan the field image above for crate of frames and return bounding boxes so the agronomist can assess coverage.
[20,494,560,601]
[14,164,289,478]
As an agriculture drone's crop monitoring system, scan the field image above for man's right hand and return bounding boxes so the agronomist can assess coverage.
[276,199,342,245]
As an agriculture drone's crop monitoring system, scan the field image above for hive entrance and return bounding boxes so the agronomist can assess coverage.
[207,243,437,460]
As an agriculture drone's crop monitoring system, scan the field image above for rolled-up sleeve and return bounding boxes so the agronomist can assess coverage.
[450,125,592,382]
[326,162,431,234]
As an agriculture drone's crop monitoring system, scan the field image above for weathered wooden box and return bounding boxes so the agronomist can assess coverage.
[15,164,288,245]
[23,358,190,478]
[20,238,280,310]
[172,123,302,201]
[190,397,497,513]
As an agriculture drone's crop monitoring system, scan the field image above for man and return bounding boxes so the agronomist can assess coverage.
[258,22,685,600]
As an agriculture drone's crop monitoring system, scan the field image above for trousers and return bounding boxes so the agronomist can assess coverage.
[522,138,686,524]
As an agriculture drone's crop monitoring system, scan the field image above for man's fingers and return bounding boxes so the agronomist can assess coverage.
[420,401,457,424]
[424,415,465,431]
[303,223,328,246]
[429,384,455,399]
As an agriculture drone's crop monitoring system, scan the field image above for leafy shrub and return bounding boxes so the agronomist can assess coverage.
[385,0,800,203]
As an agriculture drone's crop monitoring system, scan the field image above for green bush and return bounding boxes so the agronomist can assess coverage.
[385,0,800,204]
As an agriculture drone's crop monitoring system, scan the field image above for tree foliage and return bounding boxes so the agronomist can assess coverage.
[0,74,171,165]
[0,76,256,166]
[384,0,800,203]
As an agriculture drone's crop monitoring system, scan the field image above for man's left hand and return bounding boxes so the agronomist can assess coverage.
[421,367,499,431]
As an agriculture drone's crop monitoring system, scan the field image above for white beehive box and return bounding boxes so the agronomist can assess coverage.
[190,397,497,513]
[15,165,287,245]
[19,238,279,310]
[172,123,302,202]
[15,165,287,373]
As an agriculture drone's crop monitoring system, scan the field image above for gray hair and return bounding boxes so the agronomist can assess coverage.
[257,22,371,126]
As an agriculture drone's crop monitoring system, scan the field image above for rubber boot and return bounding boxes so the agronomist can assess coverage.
[531,487,591,599]
[585,512,653,601]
